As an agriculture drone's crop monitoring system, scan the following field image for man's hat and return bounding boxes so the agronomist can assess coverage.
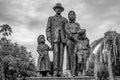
[53,3,64,11]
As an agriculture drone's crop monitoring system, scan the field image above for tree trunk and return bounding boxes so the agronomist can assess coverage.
[108,52,114,80]
[94,54,98,80]
[1,62,5,80]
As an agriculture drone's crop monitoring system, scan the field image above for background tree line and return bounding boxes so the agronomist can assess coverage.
[0,24,36,80]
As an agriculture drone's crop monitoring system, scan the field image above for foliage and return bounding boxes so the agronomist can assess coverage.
[0,24,12,37]
[86,31,120,80]
[0,24,36,80]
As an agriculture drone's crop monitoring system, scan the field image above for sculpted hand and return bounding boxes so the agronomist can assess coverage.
[62,38,67,43]
[65,38,68,43]
[69,33,72,37]
[47,37,51,43]
[66,39,70,45]
[40,54,43,57]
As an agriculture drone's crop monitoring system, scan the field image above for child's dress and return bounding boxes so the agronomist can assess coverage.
[37,44,51,72]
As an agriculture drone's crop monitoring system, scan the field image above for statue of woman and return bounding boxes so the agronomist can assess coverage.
[37,35,52,77]
[65,11,81,76]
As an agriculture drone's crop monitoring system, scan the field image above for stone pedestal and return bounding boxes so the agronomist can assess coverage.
[25,76,95,80]
[17,76,120,80]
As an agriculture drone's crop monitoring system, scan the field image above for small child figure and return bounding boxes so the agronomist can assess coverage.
[74,29,90,76]
[37,35,52,77]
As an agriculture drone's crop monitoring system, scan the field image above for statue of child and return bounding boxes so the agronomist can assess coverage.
[37,35,52,77]
[74,29,90,76]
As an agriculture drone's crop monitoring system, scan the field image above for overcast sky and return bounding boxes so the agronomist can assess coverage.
[0,0,120,64]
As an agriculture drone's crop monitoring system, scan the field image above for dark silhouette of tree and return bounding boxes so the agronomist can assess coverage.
[86,31,120,80]
[0,24,12,38]
[0,24,13,80]
[0,24,36,80]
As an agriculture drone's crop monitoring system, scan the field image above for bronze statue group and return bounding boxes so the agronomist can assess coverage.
[37,3,90,77]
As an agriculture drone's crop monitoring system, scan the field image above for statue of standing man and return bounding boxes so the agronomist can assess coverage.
[46,3,68,76]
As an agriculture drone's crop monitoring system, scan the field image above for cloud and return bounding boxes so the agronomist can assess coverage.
[0,0,120,64]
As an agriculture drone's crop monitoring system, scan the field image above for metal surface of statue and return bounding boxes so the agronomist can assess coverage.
[46,3,68,76]
[65,11,81,76]
[74,29,90,76]
[37,35,52,77]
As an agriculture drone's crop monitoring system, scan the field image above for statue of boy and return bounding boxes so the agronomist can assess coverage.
[65,11,81,76]
[74,29,90,76]
[37,35,52,77]
[46,3,68,76]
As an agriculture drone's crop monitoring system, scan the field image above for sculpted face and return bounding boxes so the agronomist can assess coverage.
[40,37,45,43]
[38,35,45,44]
[55,8,62,14]
[68,11,76,22]
[78,32,86,40]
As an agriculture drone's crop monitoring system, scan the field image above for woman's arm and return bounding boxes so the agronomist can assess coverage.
[37,46,43,57]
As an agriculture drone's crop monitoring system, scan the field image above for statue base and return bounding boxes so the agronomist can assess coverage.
[26,76,95,80]
[25,76,95,80]
[17,76,120,80]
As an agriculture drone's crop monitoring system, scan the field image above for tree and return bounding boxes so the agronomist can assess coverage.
[86,31,120,80]
[0,24,36,80]
[0,24,12,38]
[0,24,13,80]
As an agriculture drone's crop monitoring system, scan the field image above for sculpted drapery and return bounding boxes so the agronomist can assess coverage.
[37,44,51,72]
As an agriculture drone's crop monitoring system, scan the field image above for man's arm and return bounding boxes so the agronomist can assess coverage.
[63,18,68,33]
[46,17,51,43]
[65,24,70,34]
[64,18,68,24]
[74,43,78,55]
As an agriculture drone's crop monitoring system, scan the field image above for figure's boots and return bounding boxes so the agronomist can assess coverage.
[53,71,57,77]
[71,73,75,77]
[82,70,86,76]
[46,72,51,77]
[71,71,75,77]
[38,72,43,77]
[78,72,82,77]
[58,71,64,77]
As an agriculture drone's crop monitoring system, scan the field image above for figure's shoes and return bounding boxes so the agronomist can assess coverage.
[60,73,64,77]
[78,72,82,77]
[82,71,86,76]
[57,71,63,77]
[71,73,76,77]
[46,73,51,77]
[72,74,76,77]
[38,74,43,77]
[53,74,57,77]
[53,71,58,77]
